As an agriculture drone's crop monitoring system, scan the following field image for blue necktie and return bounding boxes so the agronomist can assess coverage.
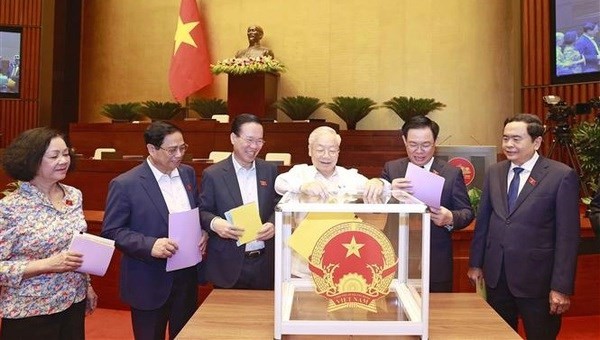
[507,167,524,212]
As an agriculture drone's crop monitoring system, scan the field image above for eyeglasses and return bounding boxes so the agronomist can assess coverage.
[406,142,433,152]
[238,135,265,147]
[314,148,340,157]
[158,143,189,156]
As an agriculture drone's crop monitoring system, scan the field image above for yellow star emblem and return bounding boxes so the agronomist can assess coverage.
[342,236,364,258]
[173,16,199,54]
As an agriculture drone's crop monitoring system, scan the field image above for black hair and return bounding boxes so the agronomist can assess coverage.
[231,113,262,135]
[144,121,183,148]
[2,127,75,181]
[503,113,545,139]
[401,115,440,140]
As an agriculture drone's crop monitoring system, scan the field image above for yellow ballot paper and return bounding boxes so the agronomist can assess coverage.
[476,276,487,300]
[287,212,360,260]
[225,201,262,246]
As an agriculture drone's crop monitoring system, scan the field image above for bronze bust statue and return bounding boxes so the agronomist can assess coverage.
[235,25,274,59]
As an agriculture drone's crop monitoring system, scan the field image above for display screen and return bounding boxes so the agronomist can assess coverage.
[0,26,22,98]
[550,0,600,84]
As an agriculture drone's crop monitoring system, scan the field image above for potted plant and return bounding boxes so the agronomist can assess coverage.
[572,120,600,237]
[138,101,182,121]
[100,102,143,122]
[383,96,446,122]
[188,98,228,119]
[325,96,377,130]
[273,96,325,121]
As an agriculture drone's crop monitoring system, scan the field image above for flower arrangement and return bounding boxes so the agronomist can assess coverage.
[211,56,286,75]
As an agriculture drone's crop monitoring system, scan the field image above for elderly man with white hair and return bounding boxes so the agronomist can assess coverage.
[274,126,388,199]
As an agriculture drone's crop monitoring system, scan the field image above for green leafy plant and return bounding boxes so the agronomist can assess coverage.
[273,96,325,120]
[138,101,182,121]
[188,98,228,119]
[211,56,286,75]
[572,120,600,204]
[100,102,143,122]
[325,96,377,130]
[468,187,483,215]
[383,96,446,122]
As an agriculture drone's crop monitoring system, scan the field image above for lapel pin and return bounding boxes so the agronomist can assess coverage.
[260,180,268,187]
[528,177,537,186]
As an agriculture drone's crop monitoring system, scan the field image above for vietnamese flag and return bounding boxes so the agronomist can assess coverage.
[169,0,212,101]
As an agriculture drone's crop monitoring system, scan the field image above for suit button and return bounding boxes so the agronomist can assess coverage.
[506,219,510,225]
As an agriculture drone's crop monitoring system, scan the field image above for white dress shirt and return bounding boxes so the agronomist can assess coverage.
[507,152,540,197]
[147,158,191,213]
[274,164,389,195]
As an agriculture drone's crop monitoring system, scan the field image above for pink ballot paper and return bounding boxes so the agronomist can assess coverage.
[405,162,446,208]
[167,207,202,272]
[68,232,115,276]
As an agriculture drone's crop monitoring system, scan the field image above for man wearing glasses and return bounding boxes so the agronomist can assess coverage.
[102,121,208,339]
[381,115,473,292]
[199,113,280,290]
[274,126,387,198]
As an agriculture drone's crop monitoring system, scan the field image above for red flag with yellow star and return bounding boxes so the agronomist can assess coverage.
[169,0,212,101]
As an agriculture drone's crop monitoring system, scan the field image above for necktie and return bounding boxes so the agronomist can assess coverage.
[507,167,524,212]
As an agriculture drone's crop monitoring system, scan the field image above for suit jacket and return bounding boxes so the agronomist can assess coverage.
[101,161,200,310]
[199,156,279,288]
[575,35,600,72]
[469,157,580,297]
[381,157,474,283]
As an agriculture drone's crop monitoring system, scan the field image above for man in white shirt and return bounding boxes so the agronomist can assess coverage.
[275,126,387,198]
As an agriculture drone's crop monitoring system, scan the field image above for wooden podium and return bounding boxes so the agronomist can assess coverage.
[227,72,279,120]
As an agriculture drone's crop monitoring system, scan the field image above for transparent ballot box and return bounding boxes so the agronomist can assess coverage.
[274,193,430,339]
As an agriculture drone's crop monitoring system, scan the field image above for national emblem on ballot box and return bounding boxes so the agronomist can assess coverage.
[274,193,431,339]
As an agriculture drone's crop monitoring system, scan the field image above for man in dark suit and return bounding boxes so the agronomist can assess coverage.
[381,115,474,292]
[101,121,208,340]
[199,113,279,289]
[574,22,600,72]
[468,114,580,339]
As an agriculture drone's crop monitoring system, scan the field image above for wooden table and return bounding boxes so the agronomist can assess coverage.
[177,290,520,339]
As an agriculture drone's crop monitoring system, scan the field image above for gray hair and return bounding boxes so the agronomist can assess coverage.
[308,126,341,147]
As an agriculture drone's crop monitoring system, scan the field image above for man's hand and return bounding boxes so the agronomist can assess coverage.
[467,267,484,286]
[212,218,244,240]
[151,238,178,258]
[549,290,571,315]
[256,222,275,241]
[429,206,453,227]
[300,181,329,197]
[363,178,384,199]
[391,178,413,193]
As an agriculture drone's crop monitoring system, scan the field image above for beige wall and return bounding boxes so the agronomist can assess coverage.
[80,0,520,146]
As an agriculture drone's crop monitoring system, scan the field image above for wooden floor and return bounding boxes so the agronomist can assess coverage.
[84,308,600,340]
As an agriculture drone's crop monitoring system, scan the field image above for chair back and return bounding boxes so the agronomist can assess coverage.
[265,152,291,166]
[211,114,229,123]
[93,148,117,160]
[208,151,231,163]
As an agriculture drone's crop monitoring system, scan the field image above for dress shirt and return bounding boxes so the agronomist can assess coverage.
[231,157,264,252]
[507,152,539,197]
[147,158,191,213]
[274,164,389,195]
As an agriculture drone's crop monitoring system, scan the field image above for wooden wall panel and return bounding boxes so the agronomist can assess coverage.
[0,0,42,148]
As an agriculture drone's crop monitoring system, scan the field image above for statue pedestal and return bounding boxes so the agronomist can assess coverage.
[227,72,279,120]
